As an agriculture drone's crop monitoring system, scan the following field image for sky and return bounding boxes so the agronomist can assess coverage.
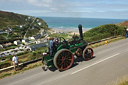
[0,0,128,19]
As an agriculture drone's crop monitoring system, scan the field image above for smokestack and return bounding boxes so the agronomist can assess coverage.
[78,24,83,40]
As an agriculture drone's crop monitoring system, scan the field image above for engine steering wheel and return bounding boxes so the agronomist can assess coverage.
[54,37,67,46]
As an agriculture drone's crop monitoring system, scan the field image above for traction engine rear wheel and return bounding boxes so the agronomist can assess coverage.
[53,49,74,71]
[83,48,94,60]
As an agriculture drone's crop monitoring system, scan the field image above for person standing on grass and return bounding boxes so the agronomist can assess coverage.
[12,54,19,71]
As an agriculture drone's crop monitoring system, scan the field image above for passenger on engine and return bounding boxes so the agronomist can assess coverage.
[48,37,54,56]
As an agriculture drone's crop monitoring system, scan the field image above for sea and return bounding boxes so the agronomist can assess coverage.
[40,17,127,30]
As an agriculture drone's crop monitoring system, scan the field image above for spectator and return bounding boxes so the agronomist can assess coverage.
[125,28,128,38]
[12,54,19,71]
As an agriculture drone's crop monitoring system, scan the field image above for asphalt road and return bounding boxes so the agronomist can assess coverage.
[0,39,128,85]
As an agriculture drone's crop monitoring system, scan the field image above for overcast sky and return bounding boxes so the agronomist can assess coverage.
[0,0,128,19]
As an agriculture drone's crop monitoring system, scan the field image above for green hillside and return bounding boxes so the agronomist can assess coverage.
[83,24,125,43]
[0,11,48,29]
[117,21,128,27]
[0,11,48,43]
[0,11,28,29]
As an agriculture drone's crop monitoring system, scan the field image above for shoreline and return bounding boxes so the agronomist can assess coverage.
[50,28,89,35]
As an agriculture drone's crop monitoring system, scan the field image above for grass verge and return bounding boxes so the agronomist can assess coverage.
[88,36,124,48]
[0,61,42,79]
[108,76,128,85]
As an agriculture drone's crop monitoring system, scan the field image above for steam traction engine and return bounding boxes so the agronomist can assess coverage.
[42,24,94,71]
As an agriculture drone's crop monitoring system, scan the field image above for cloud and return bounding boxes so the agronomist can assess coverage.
[27,0,52,7]
[0,0,23,2]
[20,0,69,12]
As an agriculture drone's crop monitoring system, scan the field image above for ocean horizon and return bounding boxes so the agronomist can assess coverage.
[40,17,127,30]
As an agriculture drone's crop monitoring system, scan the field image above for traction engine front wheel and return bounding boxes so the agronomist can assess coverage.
[83,48,94,61]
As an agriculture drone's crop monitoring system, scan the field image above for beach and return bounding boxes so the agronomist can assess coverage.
[51,28,88,35]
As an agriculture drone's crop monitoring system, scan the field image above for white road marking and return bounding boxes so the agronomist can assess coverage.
[71,53,120,74]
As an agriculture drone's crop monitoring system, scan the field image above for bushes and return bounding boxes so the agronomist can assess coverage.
[83,24,125,43]
[0,61,11,69]
[27,47,45,60]
[49,33,69,39]
[0,55,13,61]
[28,51,42,60]
[17,51,29,56]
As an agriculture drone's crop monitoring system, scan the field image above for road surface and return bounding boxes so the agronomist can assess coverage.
[0,39,128,85]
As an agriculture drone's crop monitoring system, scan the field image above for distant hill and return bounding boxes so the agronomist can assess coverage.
[0,11,48,29]
[0,10,48,43]
[117,21,128,27]
[0,11,28,29]
[83,24,125,43]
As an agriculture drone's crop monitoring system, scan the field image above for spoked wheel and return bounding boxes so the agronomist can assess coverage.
[83,48,94,60]
[53,49,74,71]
